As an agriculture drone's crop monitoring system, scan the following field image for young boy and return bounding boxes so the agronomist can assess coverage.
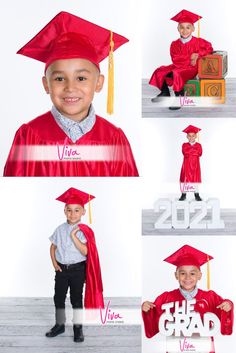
[46,187,103,342]
[150,9,213,110]
[179,125,202,201]
[3,11,138,176]
[142,245,233,345]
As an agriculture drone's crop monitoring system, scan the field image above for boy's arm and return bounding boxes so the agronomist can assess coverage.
[210,291,234,335]
[197,38,213,58]
[50,243,62,272]
[70,228,88,256]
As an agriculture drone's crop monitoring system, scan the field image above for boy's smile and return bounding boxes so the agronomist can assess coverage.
[187,132,197,143]
[175,266,202,292]
[42,58,104,122]
[64,204,86,225]
[178,23,195,39]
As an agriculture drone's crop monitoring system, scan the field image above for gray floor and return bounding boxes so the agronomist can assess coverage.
[0,297,141,353]
[142,208,236,235]
[142,78,236,118]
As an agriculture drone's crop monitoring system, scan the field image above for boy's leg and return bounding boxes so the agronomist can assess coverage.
[46,268,69,337]
[69,261,86,342]
[151,72,172,102]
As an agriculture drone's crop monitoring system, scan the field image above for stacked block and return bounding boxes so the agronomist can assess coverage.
[184,51,227,103]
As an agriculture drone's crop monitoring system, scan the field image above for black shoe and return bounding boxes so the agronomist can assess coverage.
[169,105,181,110]
[45,324,65,337]
[194,193,202,201]
[174,89,184,97]
[179,193,186,201]
[73,325,84,342]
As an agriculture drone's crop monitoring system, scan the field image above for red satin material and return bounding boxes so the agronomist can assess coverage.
[3,112,138,177]
[142,288,234,338]
[149,36,213,91]
[79,224,104,309]
[180,142,202,183]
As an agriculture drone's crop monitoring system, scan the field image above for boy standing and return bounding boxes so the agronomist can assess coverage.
[142,245,233,349]
[4,11,138,176]
[150,9,213,110]
[179,125,202,201]
[46,187,103,342]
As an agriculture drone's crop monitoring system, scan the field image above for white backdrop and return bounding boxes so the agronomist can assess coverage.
[142,236,236,353]
[0,0,141,174]
[0,178,141,297]
[141,118,236,208]
[142,0,236,77]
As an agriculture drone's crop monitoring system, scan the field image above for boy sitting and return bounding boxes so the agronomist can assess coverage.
[150,9,213,110]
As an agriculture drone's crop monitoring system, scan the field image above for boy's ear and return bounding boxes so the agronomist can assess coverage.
[82,208,86,216]
[42,76,50,94]
[174,271,178,280]
[197,271,202,281]
[95,74,105,93]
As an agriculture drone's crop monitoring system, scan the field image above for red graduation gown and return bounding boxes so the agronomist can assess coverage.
[142,288,234,338]
[180,142,202,183]
[3,112,139,177]
[79,224,104,309]
[149,36,213,91]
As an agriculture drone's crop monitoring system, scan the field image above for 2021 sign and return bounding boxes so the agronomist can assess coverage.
[154,198,225,229]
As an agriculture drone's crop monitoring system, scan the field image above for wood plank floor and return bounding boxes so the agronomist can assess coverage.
[142,208,236,235]
[0,297,141,353]
[142,78,236,118]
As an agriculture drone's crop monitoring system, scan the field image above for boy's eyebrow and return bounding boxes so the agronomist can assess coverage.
[50,69,92,75]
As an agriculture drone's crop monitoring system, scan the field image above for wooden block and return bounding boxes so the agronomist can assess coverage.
[200,79,225,104]
[198,51,228,79]
[184,80,200,96]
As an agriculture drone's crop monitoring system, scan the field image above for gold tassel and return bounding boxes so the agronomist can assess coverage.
[107,31,114,115]
[207,256,210,289]
[198,16,200,38]
[88,194,92,224]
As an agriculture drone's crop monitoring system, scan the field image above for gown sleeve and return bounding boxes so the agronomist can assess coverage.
[207,290,234,335]
[142,292,169,338]
[198,38,213,58]
[111,128,139,176]
[3,125,28,176]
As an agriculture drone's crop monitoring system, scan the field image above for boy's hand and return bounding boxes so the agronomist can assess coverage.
[142,301,156,312]
[217,301,232,312]
[54,263,62,272]
[190,53,199,66]
[70,227,80,238]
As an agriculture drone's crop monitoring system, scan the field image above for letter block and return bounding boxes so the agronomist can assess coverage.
[200,79,225,104]
[184,80,200,96]
[198,51,228,79]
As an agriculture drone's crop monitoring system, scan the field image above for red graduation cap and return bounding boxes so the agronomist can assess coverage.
[56,187,95,224]
[17,11,129,114]
[183,125,201,134]
[171,9,202,24]
[163,244,213,269]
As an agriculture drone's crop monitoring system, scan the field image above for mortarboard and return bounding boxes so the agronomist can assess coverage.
[17,11,129,114]
[56,187,95,223]
[171,9,202,37]
[183,125,201,134]
[164,244,213,289]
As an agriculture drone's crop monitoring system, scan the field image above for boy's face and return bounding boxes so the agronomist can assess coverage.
[64,204,86,225]
[187,132,197,143]
[175,266,202,292]
[178,23,195,39]
[42,58,104,122]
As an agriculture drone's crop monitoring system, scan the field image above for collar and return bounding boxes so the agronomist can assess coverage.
[180,35,193,44]
[179,286,198,300]
[51,105,96,142]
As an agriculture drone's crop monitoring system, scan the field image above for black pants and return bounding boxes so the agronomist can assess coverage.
[54,261,86,309]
